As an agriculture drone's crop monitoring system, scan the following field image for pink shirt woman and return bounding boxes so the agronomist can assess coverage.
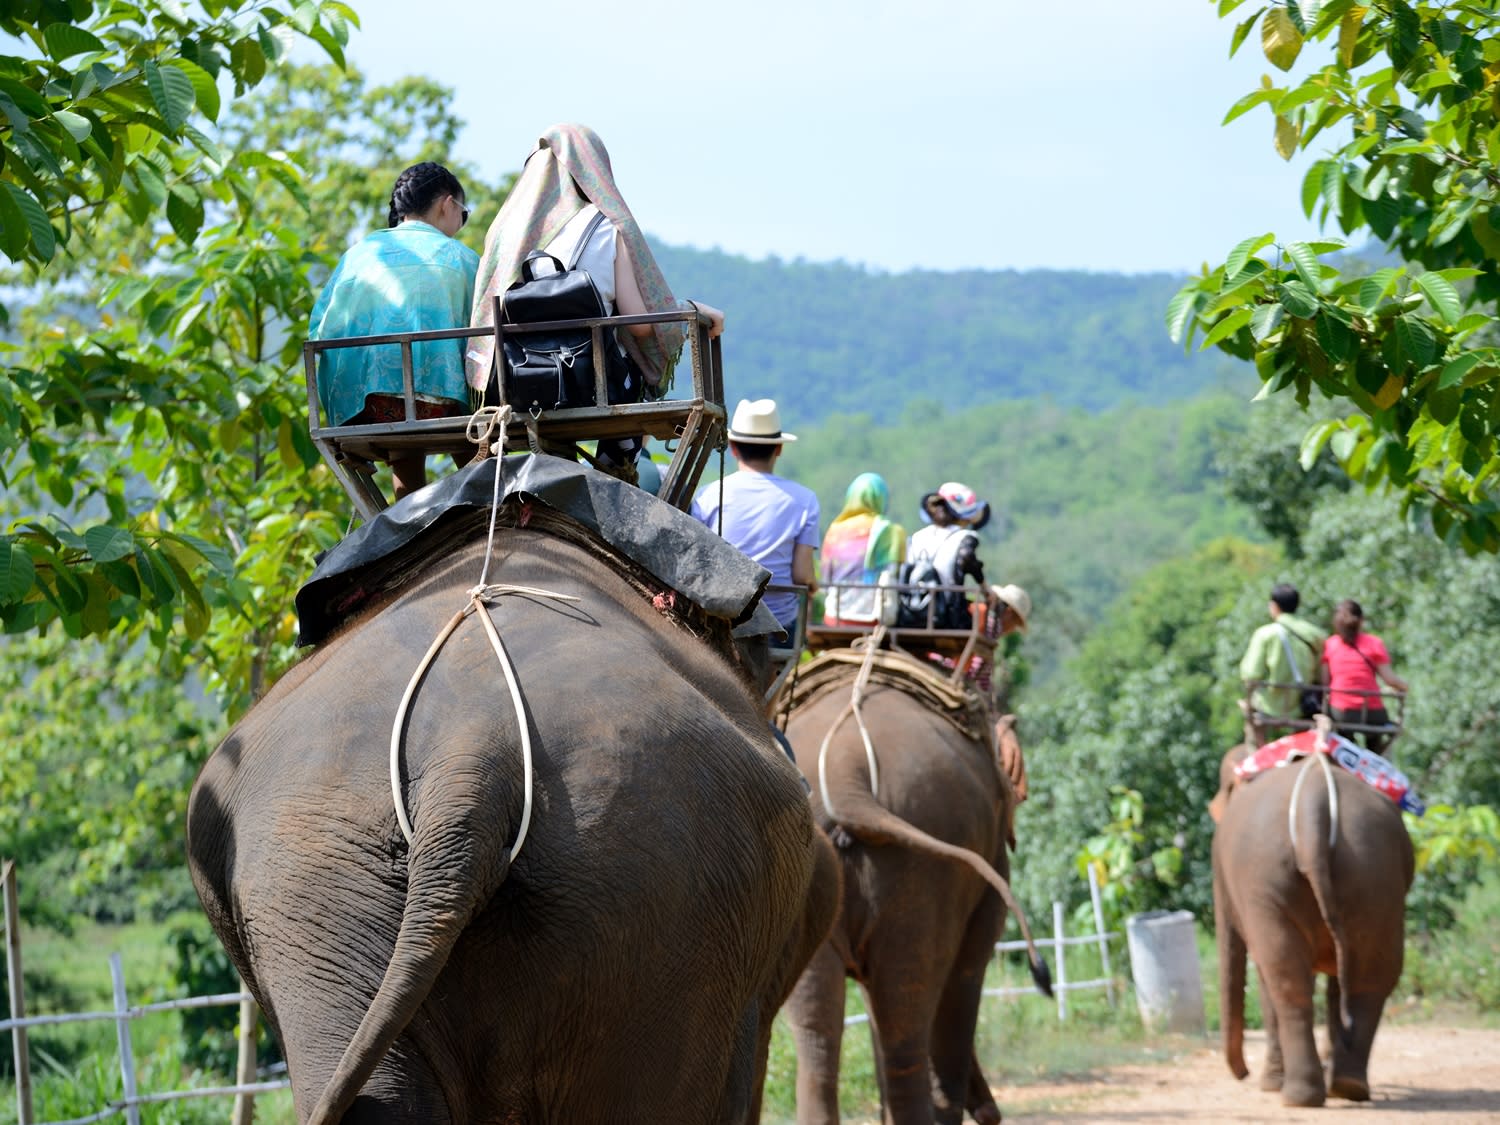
[1321,598,1408,755]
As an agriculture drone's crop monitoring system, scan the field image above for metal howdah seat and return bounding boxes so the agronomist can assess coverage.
[1245,681,1407,746]
[805,581,1000,680]
[303,302,726,520]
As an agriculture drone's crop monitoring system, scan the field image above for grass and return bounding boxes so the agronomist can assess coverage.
[3,913,295,1125]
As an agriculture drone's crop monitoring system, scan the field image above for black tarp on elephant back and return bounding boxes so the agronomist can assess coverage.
[295,453,779,647]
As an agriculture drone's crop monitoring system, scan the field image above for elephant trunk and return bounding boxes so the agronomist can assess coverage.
[1217,896,1249,1080]
[307,772,517,1125]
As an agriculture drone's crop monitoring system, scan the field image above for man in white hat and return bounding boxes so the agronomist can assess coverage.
[692,398,820,642]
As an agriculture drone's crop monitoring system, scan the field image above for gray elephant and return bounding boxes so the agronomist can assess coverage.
[1211,744,1414,1106]
[188,467,839,1124]
[778,652,1047,1125]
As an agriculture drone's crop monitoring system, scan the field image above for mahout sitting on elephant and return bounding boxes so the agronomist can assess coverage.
[187,454,838,1124]
[1211,736,1414,1107]
[775,645,1048,1125]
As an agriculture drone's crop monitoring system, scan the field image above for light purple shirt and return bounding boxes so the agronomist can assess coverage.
[692,469,820,626]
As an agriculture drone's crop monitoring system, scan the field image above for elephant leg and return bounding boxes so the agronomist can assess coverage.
[1256,941,1324,1107]
[1327,985,1385,1102]
[785,942,848,1125]
[1254,964,1284,1093]
[864,957,941,1124]
[929,895,1002,1125]
[964,1050,1001,1125]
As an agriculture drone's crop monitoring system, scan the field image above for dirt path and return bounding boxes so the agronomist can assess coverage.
[987,1024,1500,1123]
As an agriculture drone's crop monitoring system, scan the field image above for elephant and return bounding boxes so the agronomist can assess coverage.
[779,654,1047,1125]
[187,500,840,1124]
[1211,742,1414,1107]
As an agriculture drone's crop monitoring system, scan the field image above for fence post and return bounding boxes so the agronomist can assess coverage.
[4,861,33,1125]
[1087,864,1117,1007]
[109,953,142,1125]
[232,985,259,1125]
[1052,901,1067,1022]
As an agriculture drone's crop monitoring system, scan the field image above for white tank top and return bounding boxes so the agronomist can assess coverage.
[544,204,618,311]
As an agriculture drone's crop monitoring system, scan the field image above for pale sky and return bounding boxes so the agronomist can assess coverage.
[337,0,1327,274]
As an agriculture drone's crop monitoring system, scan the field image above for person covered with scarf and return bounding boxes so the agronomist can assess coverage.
[821,472,907,626]
[466,124,724,469]
[310,162,479,497]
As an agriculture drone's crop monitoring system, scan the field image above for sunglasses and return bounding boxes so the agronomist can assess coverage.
[454,197,469,228]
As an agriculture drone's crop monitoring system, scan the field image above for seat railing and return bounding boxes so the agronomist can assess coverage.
[1245,679,1407,739]
[301,305,725,517]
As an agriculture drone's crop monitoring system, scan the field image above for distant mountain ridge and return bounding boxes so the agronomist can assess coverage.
[652,243,1250,422]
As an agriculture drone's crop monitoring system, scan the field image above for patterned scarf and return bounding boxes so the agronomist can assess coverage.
[822,472,906,580]
[466,123,685,392]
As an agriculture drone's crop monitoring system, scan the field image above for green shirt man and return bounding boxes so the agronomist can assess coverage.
[1239,583,1325,723]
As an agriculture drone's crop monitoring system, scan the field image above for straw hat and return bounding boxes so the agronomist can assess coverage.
[991,584,1031,630]
[727,398,797,444]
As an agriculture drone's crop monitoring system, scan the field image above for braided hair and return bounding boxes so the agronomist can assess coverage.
[387,162,464,228]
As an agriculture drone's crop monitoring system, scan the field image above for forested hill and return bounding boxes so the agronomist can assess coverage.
[652,243,1250,423]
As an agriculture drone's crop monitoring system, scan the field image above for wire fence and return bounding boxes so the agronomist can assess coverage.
[3,860,288,1125]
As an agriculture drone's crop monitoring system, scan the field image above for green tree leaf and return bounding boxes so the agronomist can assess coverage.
[144,60,197,134]
[0,539,36,603]
[1277,280,1320,318]
[41,23,107,61]
[1262,6,1304,70]
[1393,313,1437,369]
[52,110,92,143]
[1414,272,1462,326]
[166,183,205,244]
[1284,241,1323,290]
[1224,232,1275,281]
[168,58,221,124]
[1200,307,1255,349]
[1229,7,1268,57]
[2,182,54,260]
[1274,113,1300,159]
[84,525,135,563]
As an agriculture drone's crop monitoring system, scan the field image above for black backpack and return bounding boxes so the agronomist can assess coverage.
[494,210,645,411]
[895,559,970,630]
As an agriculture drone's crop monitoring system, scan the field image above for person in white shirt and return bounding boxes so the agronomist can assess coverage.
[691,399,819,643]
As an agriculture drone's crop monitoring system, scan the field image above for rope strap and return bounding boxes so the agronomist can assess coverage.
[387,405,579,864]
[818,625,886,816]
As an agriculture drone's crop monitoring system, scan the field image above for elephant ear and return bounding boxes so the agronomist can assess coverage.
[1208,787,1229,823]
[1209,743,1253,823]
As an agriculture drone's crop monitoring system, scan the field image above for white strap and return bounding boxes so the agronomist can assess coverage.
[1276,623,1305,685]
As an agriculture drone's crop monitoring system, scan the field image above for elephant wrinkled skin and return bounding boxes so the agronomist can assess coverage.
[187,533,837,1124]
[1212,746,1414,1107]
[783,676,1037,1125]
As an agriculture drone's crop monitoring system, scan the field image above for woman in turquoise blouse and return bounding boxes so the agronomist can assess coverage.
[310,162,479,497]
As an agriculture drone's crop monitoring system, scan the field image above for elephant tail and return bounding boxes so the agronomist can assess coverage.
[1214,854,1249,1080]
[306,788,515,1125]
[1294,758,1355,1038]
[828,793,1053,998]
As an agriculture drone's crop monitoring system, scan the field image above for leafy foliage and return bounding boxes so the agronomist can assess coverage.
[1175,0,1500,552]
[0,0,355,267]
[1017,537,1278,920]
[1,61,498,714]
[0,630,214,929]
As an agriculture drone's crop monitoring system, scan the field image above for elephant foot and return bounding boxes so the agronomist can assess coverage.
[1329,1074,1370,1102]
[971,1105,1002,1125]
[1280,1078,1327,1108]
[1258,1069,1283,1093]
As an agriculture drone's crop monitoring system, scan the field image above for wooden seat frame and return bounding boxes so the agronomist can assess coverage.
[304,301,726,519]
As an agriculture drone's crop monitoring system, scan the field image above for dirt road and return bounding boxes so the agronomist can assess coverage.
[991,1024,1500,1123]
